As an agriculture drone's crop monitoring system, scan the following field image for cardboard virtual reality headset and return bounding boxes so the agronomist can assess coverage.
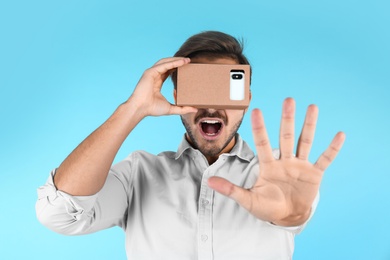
[176,63,251,109]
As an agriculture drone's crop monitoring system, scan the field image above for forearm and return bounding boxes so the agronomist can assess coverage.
[53,57,193,196]
[54,98,145,196]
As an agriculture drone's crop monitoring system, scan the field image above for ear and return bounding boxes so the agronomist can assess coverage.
[173,89,177,104]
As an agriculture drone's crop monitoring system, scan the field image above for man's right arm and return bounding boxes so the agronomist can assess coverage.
[53,100,144,196]
[53,57,196,196]
[36,57,197,234]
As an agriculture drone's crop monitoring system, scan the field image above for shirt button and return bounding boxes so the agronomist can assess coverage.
[201,235,208,242]
[202,199,209,206]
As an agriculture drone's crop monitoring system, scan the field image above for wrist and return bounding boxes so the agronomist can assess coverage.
[122,95,149,120]
[273,209,311,227]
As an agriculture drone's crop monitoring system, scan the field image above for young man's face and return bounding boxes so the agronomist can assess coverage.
[177,57,248,164]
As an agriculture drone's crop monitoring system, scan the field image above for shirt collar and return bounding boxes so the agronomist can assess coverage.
[175,134,255,162]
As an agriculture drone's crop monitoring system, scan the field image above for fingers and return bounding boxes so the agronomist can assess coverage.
[280,98,296,159]
[314,132,346,171]
[152,57,190,76]
[149,57,190,82]
[153,57,189,66]
[141,57,190,87]
[296,104,319,160]
[208,177,252,211]
[251,109,274,163]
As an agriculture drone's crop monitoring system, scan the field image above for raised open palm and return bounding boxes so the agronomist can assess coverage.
[208,98,345,226]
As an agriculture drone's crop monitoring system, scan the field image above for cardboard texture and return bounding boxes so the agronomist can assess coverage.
[176,63,251,109]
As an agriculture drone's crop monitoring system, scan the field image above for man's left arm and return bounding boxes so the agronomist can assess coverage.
[208,98,345,226]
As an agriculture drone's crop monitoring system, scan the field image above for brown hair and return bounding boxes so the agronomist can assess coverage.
[171,31,251,89]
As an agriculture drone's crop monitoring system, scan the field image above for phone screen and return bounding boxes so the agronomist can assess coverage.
[230,70,245,100]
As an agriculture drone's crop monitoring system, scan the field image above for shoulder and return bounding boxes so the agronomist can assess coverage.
[127,150,176,160]
[110,150,177,183]
[117,150,178,167]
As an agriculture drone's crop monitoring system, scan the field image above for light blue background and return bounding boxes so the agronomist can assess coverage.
[1,0,389,259]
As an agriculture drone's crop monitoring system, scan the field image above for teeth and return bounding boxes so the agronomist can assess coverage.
[202,120,220,124]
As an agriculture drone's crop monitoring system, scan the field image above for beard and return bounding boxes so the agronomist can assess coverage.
[180,110,245,158]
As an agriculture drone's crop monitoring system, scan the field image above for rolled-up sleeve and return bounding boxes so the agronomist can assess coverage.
[36,159,132,235]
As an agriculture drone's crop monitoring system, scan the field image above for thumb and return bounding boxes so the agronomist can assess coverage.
[208,177,252,210]
[168,105,198,115]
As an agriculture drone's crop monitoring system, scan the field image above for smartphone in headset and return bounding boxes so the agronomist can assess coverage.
[176,63,250,109]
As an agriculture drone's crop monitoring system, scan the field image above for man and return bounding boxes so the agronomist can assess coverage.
[36,31,345,259]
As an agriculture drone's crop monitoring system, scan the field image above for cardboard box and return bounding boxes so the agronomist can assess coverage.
[176,63,251,109]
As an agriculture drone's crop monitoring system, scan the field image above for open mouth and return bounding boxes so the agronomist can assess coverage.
[198,119,223,139]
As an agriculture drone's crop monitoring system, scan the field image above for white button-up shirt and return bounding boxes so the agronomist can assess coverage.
[36,135,318,260]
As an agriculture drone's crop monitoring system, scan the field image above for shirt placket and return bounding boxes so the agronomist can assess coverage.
[197,166,214,260]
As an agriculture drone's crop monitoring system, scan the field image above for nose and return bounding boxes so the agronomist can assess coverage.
[206,108,217,114]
